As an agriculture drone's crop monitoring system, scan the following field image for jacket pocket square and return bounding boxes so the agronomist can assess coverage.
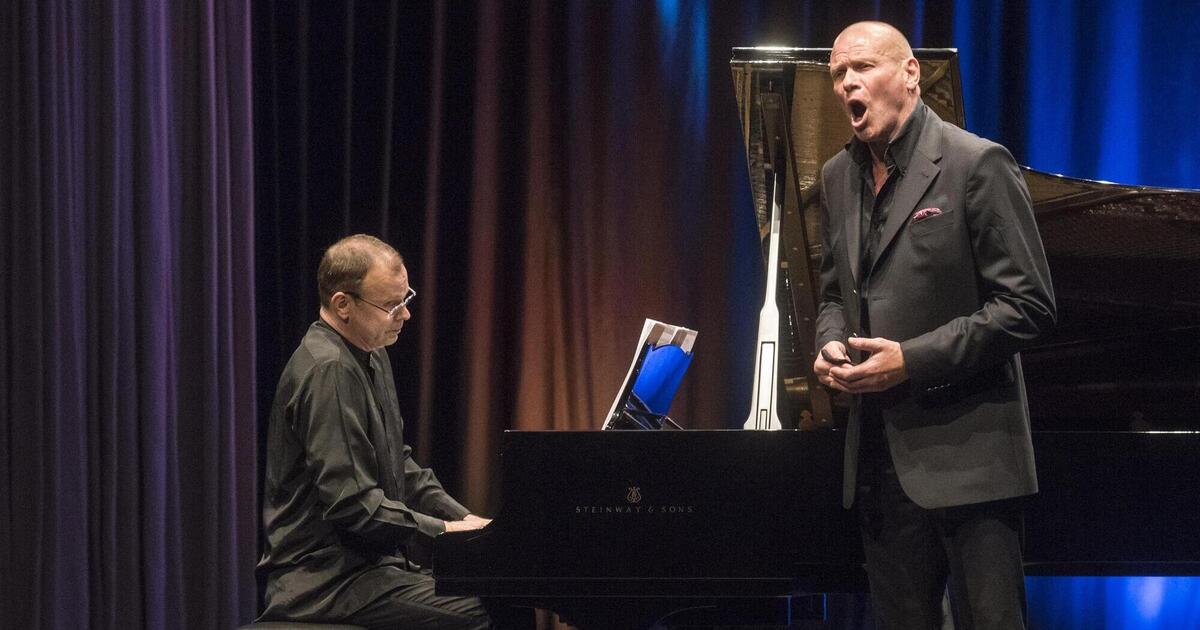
[912,207,942,222]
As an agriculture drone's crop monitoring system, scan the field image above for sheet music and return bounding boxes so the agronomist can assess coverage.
[602,319,697,430]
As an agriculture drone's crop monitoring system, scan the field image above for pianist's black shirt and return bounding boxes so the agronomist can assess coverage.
[256,319,469,621]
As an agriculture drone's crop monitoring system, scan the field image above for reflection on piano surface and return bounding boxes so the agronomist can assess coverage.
[433,48,1200,627]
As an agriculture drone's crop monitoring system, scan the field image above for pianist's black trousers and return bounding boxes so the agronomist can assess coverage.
[856,449,1028,630]
[339,566,532,630]
[338,567,490,630]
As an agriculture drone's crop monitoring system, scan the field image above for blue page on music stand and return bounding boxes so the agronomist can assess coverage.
[630,344,693,415]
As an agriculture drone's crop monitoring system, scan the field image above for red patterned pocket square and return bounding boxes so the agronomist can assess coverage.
[912,207,942,222]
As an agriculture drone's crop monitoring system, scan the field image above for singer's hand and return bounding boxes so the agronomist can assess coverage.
[827,336,907,393]
[814,340,850,389]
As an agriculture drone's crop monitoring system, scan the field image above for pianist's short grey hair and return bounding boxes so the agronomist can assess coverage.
[318,234,405,308]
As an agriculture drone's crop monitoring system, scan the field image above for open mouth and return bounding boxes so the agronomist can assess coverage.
[849,100,867,124]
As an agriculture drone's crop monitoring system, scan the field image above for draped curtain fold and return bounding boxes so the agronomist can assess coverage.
[1,1,256,628]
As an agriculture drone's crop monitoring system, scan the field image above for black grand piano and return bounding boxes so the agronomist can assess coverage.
[433,48,1200,628]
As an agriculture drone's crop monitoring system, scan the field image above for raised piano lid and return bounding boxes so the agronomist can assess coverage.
[729,47,1200,431]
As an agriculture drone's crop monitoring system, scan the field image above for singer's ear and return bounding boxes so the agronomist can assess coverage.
[905,56,920,91]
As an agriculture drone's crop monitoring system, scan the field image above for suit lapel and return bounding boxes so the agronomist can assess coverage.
[866,120,942,277]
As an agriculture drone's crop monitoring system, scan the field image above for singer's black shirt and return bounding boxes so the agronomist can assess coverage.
[257,319,469,622]
[848,100,927,286]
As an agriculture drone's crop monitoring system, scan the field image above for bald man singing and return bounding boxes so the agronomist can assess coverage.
[812,22,1056,629]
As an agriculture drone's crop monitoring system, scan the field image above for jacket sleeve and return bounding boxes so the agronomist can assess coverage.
[295,362,449,548]
[401,447,471,522]
[900,144,1057,388]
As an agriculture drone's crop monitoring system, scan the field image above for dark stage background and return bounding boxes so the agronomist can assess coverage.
[4,0,1199,628]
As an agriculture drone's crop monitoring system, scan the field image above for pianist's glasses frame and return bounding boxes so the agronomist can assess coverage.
[346,287,415,319]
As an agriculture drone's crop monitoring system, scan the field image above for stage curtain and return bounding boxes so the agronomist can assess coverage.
[0,1,257,628]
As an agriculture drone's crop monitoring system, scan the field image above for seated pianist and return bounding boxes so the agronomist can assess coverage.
[256,234,504,629]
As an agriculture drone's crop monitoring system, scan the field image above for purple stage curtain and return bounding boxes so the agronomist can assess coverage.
[1,1,257,629]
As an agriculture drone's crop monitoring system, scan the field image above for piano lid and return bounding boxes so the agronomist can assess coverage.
[730,47,1200,430]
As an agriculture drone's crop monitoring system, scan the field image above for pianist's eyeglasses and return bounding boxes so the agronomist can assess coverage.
[346,287,416,319]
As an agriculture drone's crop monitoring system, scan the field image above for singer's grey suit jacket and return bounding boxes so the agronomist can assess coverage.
[815,103,1057,510]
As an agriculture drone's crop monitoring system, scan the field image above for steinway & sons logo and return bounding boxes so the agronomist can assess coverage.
[574,483,696,515]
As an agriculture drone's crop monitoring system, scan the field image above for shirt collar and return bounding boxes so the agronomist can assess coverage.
[846,101,927,177]
[315,318,374,374]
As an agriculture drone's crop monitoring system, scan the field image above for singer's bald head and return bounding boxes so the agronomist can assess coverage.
[832,21,914,65]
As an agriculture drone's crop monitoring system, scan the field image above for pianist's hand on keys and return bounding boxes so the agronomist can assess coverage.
[445,514,491,532]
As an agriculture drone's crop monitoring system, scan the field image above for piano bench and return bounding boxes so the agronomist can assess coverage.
[238,623,366,630]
